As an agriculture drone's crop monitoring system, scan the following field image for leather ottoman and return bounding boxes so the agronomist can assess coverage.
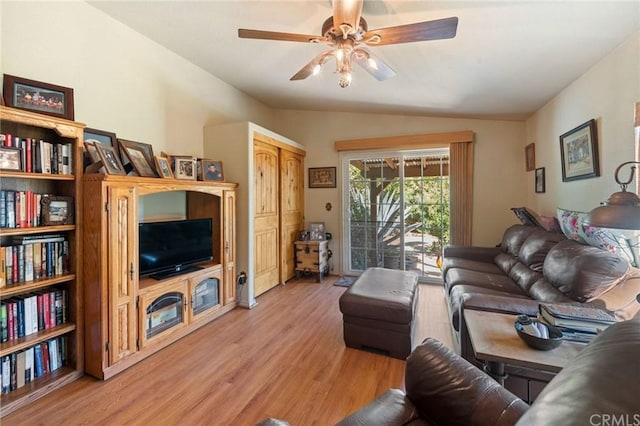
[339,267,419,359]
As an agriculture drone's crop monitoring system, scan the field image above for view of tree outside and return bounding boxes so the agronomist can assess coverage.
[347,152,450,279]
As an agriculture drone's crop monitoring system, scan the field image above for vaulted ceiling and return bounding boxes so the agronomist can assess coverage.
[89,1,639,120]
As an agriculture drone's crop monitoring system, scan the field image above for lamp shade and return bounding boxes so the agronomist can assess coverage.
[586,190,640,230]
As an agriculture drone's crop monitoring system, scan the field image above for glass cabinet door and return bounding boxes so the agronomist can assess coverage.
[139,282,188,347]
[189,269,222,322]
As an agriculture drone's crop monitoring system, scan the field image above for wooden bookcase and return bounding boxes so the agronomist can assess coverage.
[0,106,84,416]
[82,174,237,380]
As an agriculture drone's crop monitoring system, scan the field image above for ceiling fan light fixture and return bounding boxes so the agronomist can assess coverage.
[312,64,322,76]
[339,71,352,88]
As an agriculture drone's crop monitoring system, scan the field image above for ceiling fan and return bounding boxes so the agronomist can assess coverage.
[238,0,458,88]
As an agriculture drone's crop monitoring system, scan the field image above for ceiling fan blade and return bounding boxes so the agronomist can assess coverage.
[332,0,364,35]
[364,16,458,46]
[290,51,332,81]
[238,28,323,43]
[353,49,396,81]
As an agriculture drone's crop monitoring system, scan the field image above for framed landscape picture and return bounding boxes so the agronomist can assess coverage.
[309,167,336,188]
[559,119,599,182]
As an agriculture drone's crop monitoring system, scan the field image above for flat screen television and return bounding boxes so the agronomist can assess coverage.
[139,218,213,279]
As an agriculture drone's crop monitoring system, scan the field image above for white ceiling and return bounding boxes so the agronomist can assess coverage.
[89,1,639,120]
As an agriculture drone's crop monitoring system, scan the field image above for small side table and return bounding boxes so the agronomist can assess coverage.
[294,240,330,282]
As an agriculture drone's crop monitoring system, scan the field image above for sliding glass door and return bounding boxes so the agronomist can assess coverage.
[342,149,450,281]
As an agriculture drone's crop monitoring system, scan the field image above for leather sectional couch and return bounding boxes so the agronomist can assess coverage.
[442,224,640,399]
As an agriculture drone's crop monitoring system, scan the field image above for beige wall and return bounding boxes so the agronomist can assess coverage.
[525,32,640,216]
[272,111,526,272]
[0,1,275,158]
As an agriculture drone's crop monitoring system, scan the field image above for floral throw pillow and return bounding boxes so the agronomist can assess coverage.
[557,207,635,264]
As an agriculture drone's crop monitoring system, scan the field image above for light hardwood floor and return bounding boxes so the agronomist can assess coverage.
[3,276,454,425]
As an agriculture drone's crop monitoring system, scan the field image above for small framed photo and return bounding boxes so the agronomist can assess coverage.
[0,146,22,171]
[174,157,196,180]
[118,139,157,176]
[199,159,224,181]
[560,119,599,182]
[525,143,535,171]
[120,142,158,177]
[155,156,174,178]
[41,195,74,226]
[535,167,546,193]
[3,74,74,120]
[95,143,126,175]
[309,222,325,241]
[309,167,336,188]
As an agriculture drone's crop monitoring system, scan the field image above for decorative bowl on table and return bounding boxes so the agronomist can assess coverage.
[515,320,563,351]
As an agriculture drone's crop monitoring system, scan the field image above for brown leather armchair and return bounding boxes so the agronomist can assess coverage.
[336,315,640,426]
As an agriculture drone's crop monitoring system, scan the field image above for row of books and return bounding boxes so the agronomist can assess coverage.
[0,235,70,287]
[538,303,617,344]
[1,134,73,175]
[1,288,68,343]
[1,336,67,394]
[0,190,59,229]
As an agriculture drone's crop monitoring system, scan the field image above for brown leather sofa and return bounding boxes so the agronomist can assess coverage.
[442,225,640,367]
[334,314,640,426]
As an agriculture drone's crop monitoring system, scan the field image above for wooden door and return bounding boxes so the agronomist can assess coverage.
[107,185,138,365]
[279,149,305,283]
[254,141,280,296]
[223,190,237,304]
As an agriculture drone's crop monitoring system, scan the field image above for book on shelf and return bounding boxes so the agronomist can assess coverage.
[539,303,616,333]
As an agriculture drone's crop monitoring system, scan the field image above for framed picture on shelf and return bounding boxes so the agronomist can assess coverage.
[41,195,74,225]
[118,139,157,176]
[535,167,546,193]
[120,143,158,177]
[0,146,22,171]
[174,157,196,180]
[85,128,119,157]
[309,166,336,188]
[560,119,599,182]
[2,74,74,120]
[155,156,174,178]
[525,143,535,171]
[309,222,325,240]
[95,143,126,175]
[199,159,224,181]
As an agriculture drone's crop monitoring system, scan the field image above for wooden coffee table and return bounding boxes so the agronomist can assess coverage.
[464,310,584,385]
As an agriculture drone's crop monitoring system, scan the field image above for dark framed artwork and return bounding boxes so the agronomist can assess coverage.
[85,128,119,157]
[118,138,157,175]
[0,147,22,171]
[525,143,535,171]
[308,167,336,188]
[535,167,546,193]
[95,143,126,175]
[199,159,224,181]
[120,143,158,177]
[41,195,74,225]
[559,119,599,182]
[3,74,74,120]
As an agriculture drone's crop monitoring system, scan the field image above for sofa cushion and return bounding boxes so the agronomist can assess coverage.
[500,225,538,257]
[518,230,566,272]
[445,268,526,295]
[543,240,630,302]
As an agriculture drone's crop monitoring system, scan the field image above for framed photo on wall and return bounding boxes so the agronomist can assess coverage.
[559,119,599,182]
[3,74,74,120]
[535,167,545,193]
[525,143,535,171]
[309,167,336,188]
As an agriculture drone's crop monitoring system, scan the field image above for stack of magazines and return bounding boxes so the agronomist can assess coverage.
[538,303,617,344]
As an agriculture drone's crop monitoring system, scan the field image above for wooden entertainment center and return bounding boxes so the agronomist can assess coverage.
[82,175,237,380]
